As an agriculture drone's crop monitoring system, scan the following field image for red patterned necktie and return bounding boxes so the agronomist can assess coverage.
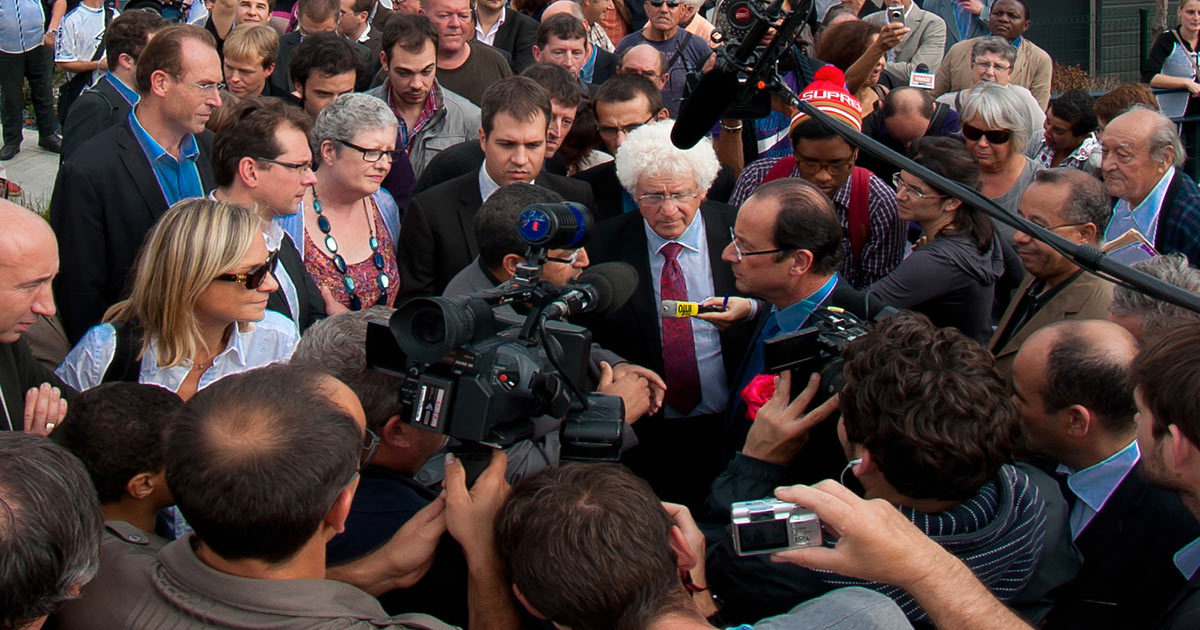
[660,241,702,414]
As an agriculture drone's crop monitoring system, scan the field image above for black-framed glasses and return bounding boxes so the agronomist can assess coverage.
[728,227,791,262]
[215,250,279,289]
[256,156,314,174]
[793,154,855,177]
[648,0,680,7]
[892,173,948,200]
[338,139,400,163]
[598,115,654,140]
[961,123,1012,145]
[359,427,380,469]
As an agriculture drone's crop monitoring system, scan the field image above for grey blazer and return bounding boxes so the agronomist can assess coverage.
[863,6,948,76]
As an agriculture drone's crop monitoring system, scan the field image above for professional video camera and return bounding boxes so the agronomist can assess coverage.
[763,307,873,401]
[366,203,636,467]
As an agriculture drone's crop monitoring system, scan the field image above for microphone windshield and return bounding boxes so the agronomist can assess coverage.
[671,66,741,149]
[575,262,639,314]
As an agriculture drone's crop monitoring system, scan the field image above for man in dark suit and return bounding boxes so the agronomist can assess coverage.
[1126,325,1200,630]
[210,98,328,333]
[398,76,594,300]
[61,10,167,163]
[1012,320,1200,629]
[585,119,752,508]
[0,200,74,435]
[51,25,220,343]
[473,1,537,73]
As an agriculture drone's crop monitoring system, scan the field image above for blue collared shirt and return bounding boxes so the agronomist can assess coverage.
[644,212,728,417]
[1056,439,1140,539]
[106,72,140,106]
[1176,536,1200,581]
[734,274,839,399]
[0,0,46,53]
[128,109,205,206]
[1107,166,1175,245]
[580,43,597,84]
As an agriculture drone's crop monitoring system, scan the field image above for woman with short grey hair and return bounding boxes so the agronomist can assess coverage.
[960,82,1042,215]
[298,93,402,311]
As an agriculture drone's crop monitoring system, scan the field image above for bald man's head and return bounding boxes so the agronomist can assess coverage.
[1013,319,1139,461]
[0,201,58,343]
[541,0,586,20]
[881,87,934,148]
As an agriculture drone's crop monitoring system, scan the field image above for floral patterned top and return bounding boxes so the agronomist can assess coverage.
[303,197,400,309]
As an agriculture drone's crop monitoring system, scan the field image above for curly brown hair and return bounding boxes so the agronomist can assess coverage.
[839,311,1020,501]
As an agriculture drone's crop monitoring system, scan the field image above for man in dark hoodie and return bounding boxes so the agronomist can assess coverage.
[703,311,1076,625]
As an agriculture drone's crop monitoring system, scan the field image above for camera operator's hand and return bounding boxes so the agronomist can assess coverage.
[598,361,652,422]
[696,296,753,331]
[612,362,666,416]
[444,450,510,559]
[771,480,1033,630]
[325,494,447,595]
[742,371,840,465]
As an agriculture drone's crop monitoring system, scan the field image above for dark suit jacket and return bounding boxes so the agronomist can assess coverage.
[1160,571,1200,630]
[1044,465,1200,630]
[0,340,75,432]
[271,32,374,96]
[61,77,132,163]
[491,7,537,73]
[266,233,326,332]
[572,160,739,224]
[591,46,616,85]
[412,140,568,194]
[584,202,751,381]
[397,170,595,300]
[50,121,216,343]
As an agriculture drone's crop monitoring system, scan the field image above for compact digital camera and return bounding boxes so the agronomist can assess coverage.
[730,498,822,556]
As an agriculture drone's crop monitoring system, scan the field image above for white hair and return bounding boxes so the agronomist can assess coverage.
[615,119,719,195]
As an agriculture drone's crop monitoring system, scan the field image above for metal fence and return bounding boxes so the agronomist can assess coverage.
[1095,8,1151,82]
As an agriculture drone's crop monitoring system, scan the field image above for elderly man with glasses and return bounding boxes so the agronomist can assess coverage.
[586,119,752,510]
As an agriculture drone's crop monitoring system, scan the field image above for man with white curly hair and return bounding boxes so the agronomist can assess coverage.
[585,119,753,509]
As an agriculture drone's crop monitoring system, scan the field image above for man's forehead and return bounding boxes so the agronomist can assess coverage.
[597,97,651,121]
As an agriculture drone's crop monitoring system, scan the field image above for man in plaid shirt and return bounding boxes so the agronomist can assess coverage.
[730,67,905,289]
[1102,107,1200,266]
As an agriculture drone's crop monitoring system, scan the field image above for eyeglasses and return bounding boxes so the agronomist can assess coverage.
[256,156,314,174]
[961,123,1012,145]
[1022,220,1089,232]
[794,154,855,177]
[215,250,279,289]
[636,191,699,207]
[338,139,400,163]
[892,173,947,200]
[177,77,225,94]
[648,0,680,7]
[621,68,661,80]
[728,227,791,262]
[359,427,380,469]
[971,61,1012,72]
[547,248,583,265]
[598,115,654,140]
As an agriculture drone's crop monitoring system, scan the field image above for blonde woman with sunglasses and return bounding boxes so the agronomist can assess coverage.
[56,199,298,400]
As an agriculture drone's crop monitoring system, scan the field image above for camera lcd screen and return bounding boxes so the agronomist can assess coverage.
[737,519,789,552]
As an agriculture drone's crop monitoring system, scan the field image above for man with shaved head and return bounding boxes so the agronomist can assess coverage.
[0,200,71,435]
[1011,319,1200,629]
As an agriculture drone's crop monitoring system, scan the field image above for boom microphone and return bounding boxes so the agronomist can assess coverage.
[543,262,639,320]
[671,66,741,149]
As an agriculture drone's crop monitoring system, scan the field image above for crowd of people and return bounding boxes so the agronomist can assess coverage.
[5,0,1200,628]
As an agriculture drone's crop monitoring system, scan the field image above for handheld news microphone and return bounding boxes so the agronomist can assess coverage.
[909,63,935,89]
[659,300,726,318]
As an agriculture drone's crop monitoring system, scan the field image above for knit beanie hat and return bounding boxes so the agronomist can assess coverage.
[788,65,864,134]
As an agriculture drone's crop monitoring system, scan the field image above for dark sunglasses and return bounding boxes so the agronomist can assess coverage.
[215,250,279,290]
[648,0,680,7]
[961,123,1012,145]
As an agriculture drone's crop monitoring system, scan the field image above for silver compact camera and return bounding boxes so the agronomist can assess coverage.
[730,498,822,556]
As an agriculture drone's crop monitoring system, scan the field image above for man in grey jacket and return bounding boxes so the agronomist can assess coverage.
[368,12,480,180]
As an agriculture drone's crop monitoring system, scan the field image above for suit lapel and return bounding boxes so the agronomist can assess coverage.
[623,216,663,370]
[703,203,735,296]
[989,274,1033,353]
[457,174,485,259]
[115,123,169,221]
